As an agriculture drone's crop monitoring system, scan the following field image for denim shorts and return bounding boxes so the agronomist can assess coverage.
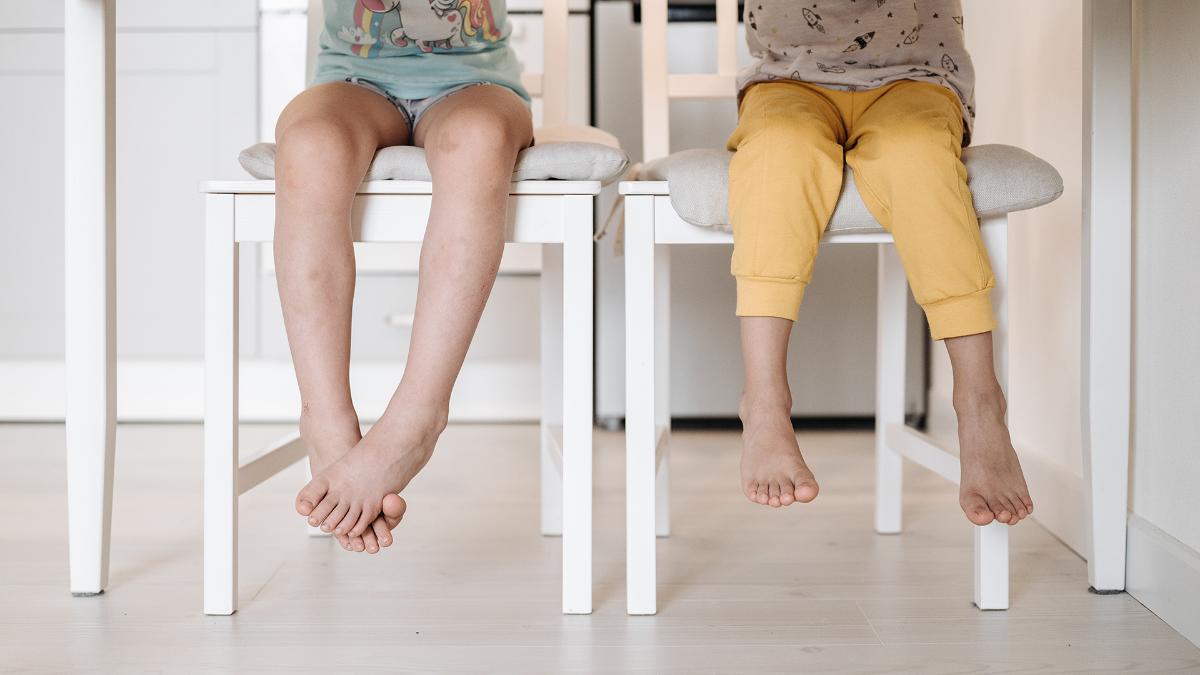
[343,77,492,131]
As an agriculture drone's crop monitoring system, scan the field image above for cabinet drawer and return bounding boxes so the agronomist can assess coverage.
[258,275,541,362]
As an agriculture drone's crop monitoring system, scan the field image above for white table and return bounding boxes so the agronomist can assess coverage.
[61,0,1135,597]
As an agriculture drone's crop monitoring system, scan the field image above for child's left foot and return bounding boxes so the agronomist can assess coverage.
[296,405,446,537]
[956,388,1034,526]
[738,392,820,507]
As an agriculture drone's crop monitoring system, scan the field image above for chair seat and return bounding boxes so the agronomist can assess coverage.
[638,144,1064,234]
[238,125,630,186]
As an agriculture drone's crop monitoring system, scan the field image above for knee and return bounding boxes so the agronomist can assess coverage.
[425,105,530,160]
[732,114,833,160]
[276,115,372,172]
[869,117,958,163]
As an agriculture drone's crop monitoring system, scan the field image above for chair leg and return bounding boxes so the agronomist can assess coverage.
[560,195,594,615]
[874,244,906,535]
[625,195,658,615]
[654,245,671,538]
[975,216,1011,610]
[540,243,565,537]
[204,194,239,616]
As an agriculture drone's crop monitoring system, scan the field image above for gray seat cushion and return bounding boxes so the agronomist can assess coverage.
[639,144,1063,233]
[239,139,629,186]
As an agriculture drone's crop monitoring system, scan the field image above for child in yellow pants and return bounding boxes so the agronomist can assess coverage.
[730,1,1033,528]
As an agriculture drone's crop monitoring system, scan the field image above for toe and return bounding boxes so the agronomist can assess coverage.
[335,533,352,551]
[1003,495,1024,524]
[767,482,782,507]
[778,482,796,506]
[296,478,329,516]
[348,534,365,552]
[372,517,393,548]
[322,500,350,533]
[1009,493,1029,521]
[756,485,770,505]
[381,494,407,530]
[745,481,760,503]
[334,505,362,536]
[983,495,1011,524]
[362,529,379,554]
[996,495,1021,524]
[306,495,338,528]
[961,493,995,526]
[349,506,377,538]
[793,477,819,503]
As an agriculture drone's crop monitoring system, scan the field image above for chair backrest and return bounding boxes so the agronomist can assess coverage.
[304,0,570,128]
[641,0,740,161]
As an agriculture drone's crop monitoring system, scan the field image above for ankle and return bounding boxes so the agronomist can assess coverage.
[372,401,449,445]
[739,385,793,422]
[953,383,1006,419]
[299,399,358,424]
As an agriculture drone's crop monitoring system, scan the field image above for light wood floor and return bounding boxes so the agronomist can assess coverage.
[2,423,1197,673]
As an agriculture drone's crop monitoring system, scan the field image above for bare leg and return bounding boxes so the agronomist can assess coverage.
[296,85,534,537]
[738,317,820,507]
[946,331,1034,526]
[274,82,409,552]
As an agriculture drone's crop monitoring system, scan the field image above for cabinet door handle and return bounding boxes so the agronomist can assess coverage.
[384,313,415,328]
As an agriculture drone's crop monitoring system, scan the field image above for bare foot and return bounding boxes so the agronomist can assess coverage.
[299,403,406,553]
[956,388,1034,526]
[738,391,820,507]
[296,404,444,539]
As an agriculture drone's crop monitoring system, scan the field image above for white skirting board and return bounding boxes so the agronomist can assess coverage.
[0,359,539,422]
[1126,513,1200,648]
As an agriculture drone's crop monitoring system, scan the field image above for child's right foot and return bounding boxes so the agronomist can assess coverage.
[738,392,820,507]
[299,404,405,553]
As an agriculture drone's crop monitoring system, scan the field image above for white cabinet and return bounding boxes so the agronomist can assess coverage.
[0,8,258,361]
[0,3,258,418]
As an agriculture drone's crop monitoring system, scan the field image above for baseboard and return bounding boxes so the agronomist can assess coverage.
[1126,513,1200,648]
[0,359,539,423]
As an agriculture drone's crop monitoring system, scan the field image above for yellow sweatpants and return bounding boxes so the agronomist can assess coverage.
[726,79,996,340]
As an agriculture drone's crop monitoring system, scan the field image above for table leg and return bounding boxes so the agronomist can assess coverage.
[64,0,117,596]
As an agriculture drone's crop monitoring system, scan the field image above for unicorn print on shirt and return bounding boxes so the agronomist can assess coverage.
[356,0,501,53]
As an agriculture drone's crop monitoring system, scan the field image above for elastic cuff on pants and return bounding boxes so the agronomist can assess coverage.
[923,288,996,340]
[735,276,807,320]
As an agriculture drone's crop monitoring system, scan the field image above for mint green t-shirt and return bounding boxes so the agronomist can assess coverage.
[313,0,528,101]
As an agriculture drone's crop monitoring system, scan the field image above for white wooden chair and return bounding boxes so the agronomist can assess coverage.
[621,0,1064,614]
[201,0,616,616]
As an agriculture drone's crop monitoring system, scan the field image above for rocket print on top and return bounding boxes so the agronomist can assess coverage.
[738,1,977,140]
[348,0,501,55]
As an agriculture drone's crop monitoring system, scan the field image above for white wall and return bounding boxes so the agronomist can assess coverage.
[927,0,1087,553]
[1126,0,1200,647]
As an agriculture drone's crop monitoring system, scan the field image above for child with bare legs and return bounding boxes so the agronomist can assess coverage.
[276,0,532,552]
